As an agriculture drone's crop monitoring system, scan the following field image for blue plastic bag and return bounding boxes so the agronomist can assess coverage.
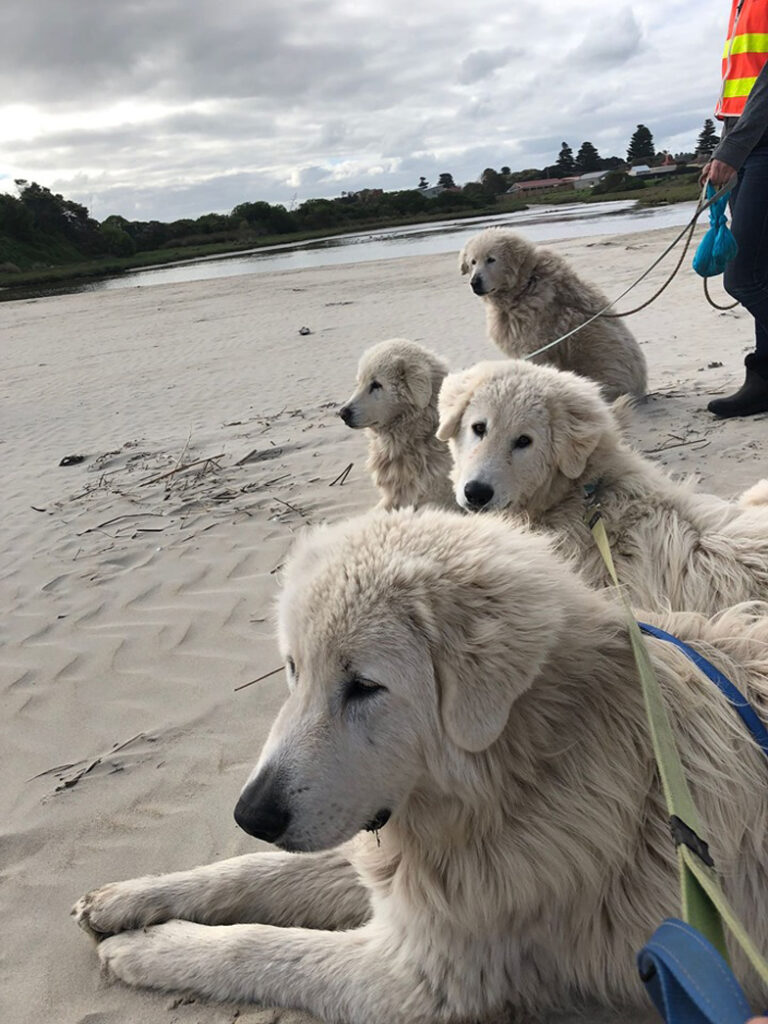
[692,183,738,278]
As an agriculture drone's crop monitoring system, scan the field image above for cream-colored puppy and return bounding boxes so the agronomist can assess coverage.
[339,338,454,509]
[459,228,647,400]
[73,509,768,1021]
[438,358,768,614]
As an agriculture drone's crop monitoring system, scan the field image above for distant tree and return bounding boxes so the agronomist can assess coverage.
[696,118,719,158]
[555,142,576,176]
[627,124,655,164]
[599,155,624,170]
[418,176,429,189]
[480,167,507,196]
[507,167,544,183]
[461,181,487,205]
[673,151,695,163]
[575,141,601,174]
[231,200,295,234]
[500,165,511,175]
[437,172,456,189]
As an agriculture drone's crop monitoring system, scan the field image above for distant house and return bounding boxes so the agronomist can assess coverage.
[628,164,680,180]
[572,170,611,190]
[418,185,446,199]
[506,177,577,194]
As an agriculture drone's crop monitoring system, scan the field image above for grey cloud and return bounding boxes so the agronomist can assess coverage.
[458,47,517,85]
[569,7,644,68]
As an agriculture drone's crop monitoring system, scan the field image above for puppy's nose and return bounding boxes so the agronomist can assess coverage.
[235,769,291,843]
[471,276,485,296]
[464,480,494,509]
[338,405,352,425]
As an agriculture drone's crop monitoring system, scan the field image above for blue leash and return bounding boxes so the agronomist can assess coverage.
[635,622,768,1022]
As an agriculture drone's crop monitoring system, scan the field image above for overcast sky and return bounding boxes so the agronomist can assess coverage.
[0,0,729,222]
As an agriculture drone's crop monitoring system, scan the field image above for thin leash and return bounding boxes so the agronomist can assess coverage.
[523,180,737,363]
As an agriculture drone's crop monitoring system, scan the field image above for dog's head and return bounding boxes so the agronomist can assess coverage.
[234,509,571,852]
[437,359,614,513]
[338,338,446,430]
[459,229,538,298]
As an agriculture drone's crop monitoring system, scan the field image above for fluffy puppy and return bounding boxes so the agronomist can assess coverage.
[339,338,455,509]
[459,228,647,400]
[438,357,768,614]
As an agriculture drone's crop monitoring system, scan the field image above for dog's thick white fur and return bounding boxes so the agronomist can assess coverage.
[339,338,454,509]
[459,229,648,400]
[73,509,768,1022]
[439,358,768,615]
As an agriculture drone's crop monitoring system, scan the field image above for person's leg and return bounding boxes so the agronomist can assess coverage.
[708,144,768,416]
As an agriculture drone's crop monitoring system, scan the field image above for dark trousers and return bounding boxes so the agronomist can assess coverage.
[725,143,768,362]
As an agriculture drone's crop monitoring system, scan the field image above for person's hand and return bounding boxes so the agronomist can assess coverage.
[747,1017,768,1023]
[707,158,738,186]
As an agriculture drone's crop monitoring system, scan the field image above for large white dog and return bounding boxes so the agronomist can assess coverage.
[438,358,768,615]
[459,229,648,400]
[339,338,455,509]
[73,510,768,1022]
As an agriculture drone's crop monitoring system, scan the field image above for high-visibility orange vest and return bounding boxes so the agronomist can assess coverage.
[716,0,768,117]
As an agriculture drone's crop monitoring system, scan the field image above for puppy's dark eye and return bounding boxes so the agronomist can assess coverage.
[471,421,487,438]
[369,380,382,393]
[513,434,532,449]
[345,675,386,702]
[486,256,496,264]
[470,258,477,266]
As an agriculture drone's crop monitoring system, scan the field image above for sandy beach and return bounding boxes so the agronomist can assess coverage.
[2,225,766,1024]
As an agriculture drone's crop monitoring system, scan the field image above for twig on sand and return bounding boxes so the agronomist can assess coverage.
[139,454,225,487]
[329,463,353,487]
[643,438,711,454]
[77,512,167,536]
[165,431,192,491]
[29,732,146,789]
[234,666,284,692]
[272,496,308,517]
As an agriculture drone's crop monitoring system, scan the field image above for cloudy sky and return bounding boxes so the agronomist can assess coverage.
[0,0,729,222]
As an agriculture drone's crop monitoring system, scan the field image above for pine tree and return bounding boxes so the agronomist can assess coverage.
[437,172,456,189]
[418,176,429,189]
[555,142,576,176]
[696,118,719,158]
[575,141,601,173]
[627,124,655,164]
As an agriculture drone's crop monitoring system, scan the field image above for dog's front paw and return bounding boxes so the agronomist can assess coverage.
[72,878,170,939]
[99,921,211,993]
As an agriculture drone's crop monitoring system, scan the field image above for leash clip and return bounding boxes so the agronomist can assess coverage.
[669,815,715,868]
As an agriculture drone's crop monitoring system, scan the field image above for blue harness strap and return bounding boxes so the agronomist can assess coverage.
[638,918,753,1024]
[638,622,768,759]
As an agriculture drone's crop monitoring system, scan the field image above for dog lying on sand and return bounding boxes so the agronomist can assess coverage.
[438,358,768,615]
[459,228,647,400]
[338,338,455,509]
[74,509,768,1022]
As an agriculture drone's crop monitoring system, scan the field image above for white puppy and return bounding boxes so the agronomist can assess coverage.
[339,338,455,509]
[459,228,647,400]
[438,358,768,614]
[73,509,768,1023]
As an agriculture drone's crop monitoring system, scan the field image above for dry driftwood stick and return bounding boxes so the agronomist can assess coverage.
[329,462,353,487]
[643,438,710,454]
[272,496,307,516]
[77,513,166,536]
[140,454,225,487]
[234,666,284,692]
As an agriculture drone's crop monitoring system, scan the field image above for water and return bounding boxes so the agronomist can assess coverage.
[4,200,698,300]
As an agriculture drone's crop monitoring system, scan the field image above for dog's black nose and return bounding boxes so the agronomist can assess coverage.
[471,277,485,295]
[235,769,291,844]
[338,405,352,425]
[464,480,494,509]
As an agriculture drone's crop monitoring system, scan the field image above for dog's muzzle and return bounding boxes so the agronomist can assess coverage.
[338,405,354,426]
[234,765,291,844]
[463,480,494,510]
[470,276,486,296]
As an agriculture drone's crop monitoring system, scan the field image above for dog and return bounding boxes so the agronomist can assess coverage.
[438,358,768,615]
[459,229,648,400]
[73,509,768,1022]
[338,338,455,509]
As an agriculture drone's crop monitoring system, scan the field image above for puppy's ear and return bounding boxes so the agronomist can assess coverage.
[458,244,470,276]
[551,379,613,480]
[436,368,478,440]
[395,358,432,410]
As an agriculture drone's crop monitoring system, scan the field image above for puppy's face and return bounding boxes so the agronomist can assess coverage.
[459,232,530,298]
[449,381,553,512]
[236,568,439,852]
[438,361,610,513]
[338,343,432,429]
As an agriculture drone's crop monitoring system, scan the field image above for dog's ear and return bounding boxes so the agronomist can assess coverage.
[458,244,470,276]
[436,367,479,440]
[394,357,432,410]
[550,379,613,480]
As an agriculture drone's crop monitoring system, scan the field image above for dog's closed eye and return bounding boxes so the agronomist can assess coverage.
[486,256,496,264]
[369,381,382,393]
[345,676,386,703]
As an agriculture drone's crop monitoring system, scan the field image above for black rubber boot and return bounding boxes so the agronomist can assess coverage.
[707,354,768,418]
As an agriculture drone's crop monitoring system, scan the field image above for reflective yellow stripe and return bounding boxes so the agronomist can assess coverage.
[723,76,757,97]
[728,32,768,55]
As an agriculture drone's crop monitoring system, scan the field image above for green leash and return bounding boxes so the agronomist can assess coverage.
[586,495,768,985]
